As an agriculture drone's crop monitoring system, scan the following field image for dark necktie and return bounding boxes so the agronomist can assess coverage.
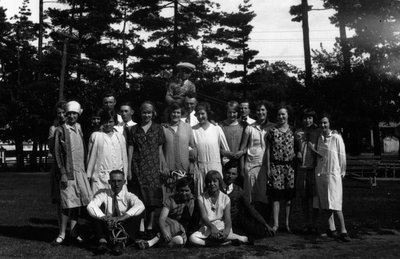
[112,194,121,217]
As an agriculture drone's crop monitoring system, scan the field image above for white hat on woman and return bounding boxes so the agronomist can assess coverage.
[65,100,83,115]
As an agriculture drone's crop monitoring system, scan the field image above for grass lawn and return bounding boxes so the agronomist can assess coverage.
[0,172,399,258]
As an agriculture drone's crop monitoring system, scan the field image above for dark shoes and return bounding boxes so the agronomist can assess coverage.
[302,226,318,235]
[338,233,351,242]
[96,242,109,255]
[51,235,66,246]
[112,242,125,256]
[136,239,150,250]
[326,229,339,238]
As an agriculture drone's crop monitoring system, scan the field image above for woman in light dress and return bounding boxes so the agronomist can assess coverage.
[87,109,128,194]
[189,170,250,246]
[240,101,274,205]
[192,102,230,195]
[313,114,350,242]
[162,102,196,200]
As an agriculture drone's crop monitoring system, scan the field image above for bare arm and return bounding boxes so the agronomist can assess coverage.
[239,127,250,177]
[197,198,219,238]
[222,202,232,239]
[159,207,172,242]
[127,145,133,180]
[159,145,169,176]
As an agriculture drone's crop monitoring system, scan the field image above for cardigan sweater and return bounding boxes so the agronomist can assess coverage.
[54,123,86,180]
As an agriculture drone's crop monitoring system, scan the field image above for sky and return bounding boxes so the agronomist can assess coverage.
[1,0,340,70]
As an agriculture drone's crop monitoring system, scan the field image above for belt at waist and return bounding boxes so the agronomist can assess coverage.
[271,159,293,165]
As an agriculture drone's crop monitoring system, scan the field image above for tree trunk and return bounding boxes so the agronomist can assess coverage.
[15,134,24,169]
[172,0,178,74]
[30,140,38,169]
[38,0,43,81]
[59,38,68,102]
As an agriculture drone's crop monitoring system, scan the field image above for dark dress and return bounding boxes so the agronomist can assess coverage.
[266,126,295,201]
[160,194,200,243]
[128,122,165,207]
[228,184,269,238]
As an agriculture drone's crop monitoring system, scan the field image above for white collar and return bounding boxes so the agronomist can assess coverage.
[226,184,233,194]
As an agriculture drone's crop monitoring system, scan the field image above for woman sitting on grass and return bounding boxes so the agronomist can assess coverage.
[136,177,199,249]
[189,170,251,246]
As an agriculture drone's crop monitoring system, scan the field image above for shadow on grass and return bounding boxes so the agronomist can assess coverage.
[29,217,58,226]
[0,225,57,242]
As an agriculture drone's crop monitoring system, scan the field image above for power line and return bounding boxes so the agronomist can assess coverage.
[251,29,338,33]
[249,38,336,42]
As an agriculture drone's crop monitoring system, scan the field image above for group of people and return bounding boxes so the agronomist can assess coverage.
[47,63,350,256]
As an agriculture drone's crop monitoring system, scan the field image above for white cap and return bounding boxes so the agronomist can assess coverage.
[176,62,195,71]
[65,101,83,115]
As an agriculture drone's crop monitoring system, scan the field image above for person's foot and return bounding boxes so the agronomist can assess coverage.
[70,235,84,245]
[96,242,108,255]
[326,229,339,238]
[284,225,293,234]
[136,239,150,250]
[338,232,351,242]
[112,242,124,256]
[271,225,279,235]
[51,235,66,246]
[246,236,255,245]
[302,226,317,235]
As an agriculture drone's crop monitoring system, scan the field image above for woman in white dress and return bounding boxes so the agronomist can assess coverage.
[87,109,128,194]
[189,170,250,246]
[313,114,350,242]
[192,102,230,195]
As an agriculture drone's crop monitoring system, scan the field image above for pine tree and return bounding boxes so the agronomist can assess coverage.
[132,0,219,76]
[209,0,262,94]
[322,0,400,76]
[0,0,41,168]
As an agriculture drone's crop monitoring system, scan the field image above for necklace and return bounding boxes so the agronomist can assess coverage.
[208,192,219,212]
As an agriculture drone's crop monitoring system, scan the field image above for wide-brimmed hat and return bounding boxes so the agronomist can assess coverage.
[66,101,83,115]
[176,62,195,71]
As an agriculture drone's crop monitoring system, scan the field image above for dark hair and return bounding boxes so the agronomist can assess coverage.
[100,109,117,124]
[195,102,213,119]
[53,101,67,126]
[255,100,272,123]
[226,101,240,113]
[176,177,194,194]
[320,112,333,128]
[55,101,67,112]
[120,101,133,110]
[167,102,183,116]
[205,170,225,192]
[303,108,316,120]
[103,91,116,99]
[184,92,197,99]
[92,108,103,118]
[110,169,124,178]
[223,160,238,173]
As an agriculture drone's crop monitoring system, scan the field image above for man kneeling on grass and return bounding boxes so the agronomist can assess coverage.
[87,170,145,255]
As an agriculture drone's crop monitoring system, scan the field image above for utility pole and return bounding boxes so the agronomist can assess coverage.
[38,0,43,81]
[173,0,178,74]
[337,1,351,75]
[301,0,312,87]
